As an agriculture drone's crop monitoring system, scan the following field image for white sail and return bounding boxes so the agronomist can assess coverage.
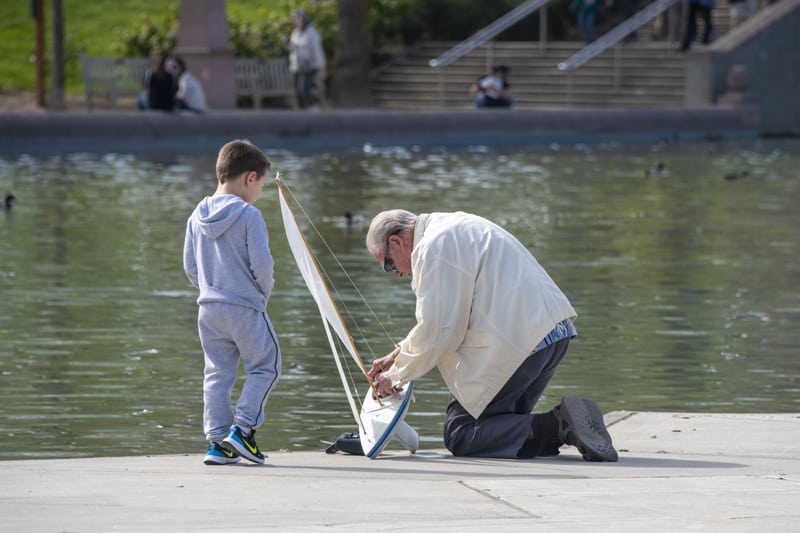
[276,178,364,431]
[277,194,362,368]
[275,176,418,457]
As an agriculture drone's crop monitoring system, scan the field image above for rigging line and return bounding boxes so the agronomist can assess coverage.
[279,176,399,355]
[276,175,373,426]
[330,329,368,410]
[321,292,366,401]
[313,264,379,411]
[308,242,376,365]
[276,176,379,375]
[279,180,382,353]
[278,181,369,374]
[276,174,383,409]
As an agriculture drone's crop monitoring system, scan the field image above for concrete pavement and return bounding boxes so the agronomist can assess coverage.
[1,411,797,532]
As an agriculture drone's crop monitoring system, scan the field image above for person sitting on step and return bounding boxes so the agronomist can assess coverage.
[470,65,514,109]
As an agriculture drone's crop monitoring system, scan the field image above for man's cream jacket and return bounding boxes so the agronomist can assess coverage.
[387,211,576,419]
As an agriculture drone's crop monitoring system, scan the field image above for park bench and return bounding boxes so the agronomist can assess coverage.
[233,58,297,109]
[79,55,297,110]
[79,55,150,110]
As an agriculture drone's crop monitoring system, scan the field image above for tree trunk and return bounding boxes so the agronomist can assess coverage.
[34,0,46,108]
[333,0,372,108]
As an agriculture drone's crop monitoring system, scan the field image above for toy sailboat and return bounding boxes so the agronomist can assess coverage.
[275,175,418,458]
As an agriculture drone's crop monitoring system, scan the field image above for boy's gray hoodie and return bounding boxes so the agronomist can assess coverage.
[183,194,274,311]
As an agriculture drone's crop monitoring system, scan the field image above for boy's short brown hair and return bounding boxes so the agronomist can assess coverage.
[216,139,271,183]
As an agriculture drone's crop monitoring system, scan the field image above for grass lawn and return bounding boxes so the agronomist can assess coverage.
[0,1,286,94]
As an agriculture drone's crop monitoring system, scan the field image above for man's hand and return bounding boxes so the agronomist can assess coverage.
[367,346,400,380]
[369,346,402,397]
[372,372,400,398]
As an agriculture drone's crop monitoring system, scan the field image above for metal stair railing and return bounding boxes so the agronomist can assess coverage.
[428,0,554,107]
[558,0,681,105]
[429,0,554,68]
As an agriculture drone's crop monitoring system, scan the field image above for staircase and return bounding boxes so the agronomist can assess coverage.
[370,40,686,109]
[369,0,740,110]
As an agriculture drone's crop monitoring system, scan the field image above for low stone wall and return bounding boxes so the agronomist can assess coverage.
[0,107,759,155]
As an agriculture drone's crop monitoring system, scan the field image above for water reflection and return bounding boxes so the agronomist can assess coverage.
[1,139,798,460]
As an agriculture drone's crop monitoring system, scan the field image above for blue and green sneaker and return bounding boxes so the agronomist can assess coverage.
[223,425,265,464]
[203,441,241,465]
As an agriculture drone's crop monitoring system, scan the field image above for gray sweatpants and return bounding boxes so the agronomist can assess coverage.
[442,338,570,458]
[198,302,281,443]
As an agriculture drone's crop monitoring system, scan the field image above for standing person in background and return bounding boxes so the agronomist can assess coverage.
[570,0,604,43]
[138,55,176,112]
[681,0,715,51]
[469,65,514,108]
[284,9,326,110]
[169,56,207,113]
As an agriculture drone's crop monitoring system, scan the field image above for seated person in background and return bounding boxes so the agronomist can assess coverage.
[470,65,514,108]
[169,56,207,113]
[138,55,176,112]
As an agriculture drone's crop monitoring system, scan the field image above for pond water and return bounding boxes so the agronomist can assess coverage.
[1,138,798,460]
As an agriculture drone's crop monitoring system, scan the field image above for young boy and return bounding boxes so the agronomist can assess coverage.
[183,139,282,465]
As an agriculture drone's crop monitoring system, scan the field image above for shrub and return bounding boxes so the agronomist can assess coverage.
[115,9,178,57]
[113,1,337,60]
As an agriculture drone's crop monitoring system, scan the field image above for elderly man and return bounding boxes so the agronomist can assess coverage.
[366,209,617,461]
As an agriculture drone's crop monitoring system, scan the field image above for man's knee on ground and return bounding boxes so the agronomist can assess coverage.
[443,426,472,456]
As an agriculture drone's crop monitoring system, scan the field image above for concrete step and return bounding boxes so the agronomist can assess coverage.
[373,77,683,93]
[372,91,685,109]
[374,68,686,82]
[370,40,688,110]
[372,74,686,91]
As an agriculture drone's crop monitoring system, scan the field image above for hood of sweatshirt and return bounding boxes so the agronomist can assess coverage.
[194,195,248,240]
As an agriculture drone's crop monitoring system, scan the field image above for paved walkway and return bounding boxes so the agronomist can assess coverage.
[1,411,797,532]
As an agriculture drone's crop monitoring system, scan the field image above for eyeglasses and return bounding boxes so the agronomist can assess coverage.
[383,240,397,273]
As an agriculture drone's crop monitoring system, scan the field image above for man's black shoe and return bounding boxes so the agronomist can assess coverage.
[553,396,618,462]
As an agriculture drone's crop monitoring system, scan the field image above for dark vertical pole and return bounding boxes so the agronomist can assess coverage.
[34,0,46,107]
[50,0,65,110]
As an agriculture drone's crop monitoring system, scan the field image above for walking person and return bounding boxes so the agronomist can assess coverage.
[681,0,715,51]
[183,139,282,465]
[366,209,618,461]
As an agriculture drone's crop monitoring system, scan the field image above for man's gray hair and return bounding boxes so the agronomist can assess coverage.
[365,209,417,255]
